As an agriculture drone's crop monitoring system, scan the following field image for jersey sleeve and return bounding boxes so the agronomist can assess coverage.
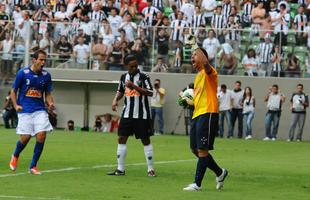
[45,73,53,93]
[12,69,24,91]
[143,74,153,93]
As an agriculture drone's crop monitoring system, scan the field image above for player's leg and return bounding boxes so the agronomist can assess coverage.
[29,111,53,174]
[10,113,33,171]
[296,114,305,141]
[107,118,131,175]
[29,132,46,174]
[288,113,298,141]
[141,137,155,177]
[10,135,31,171]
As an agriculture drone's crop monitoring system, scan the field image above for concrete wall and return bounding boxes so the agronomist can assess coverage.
[1,69,309,140]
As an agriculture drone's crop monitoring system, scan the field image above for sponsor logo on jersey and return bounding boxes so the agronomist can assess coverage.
[25,88,42,98]
[125,87,140,97]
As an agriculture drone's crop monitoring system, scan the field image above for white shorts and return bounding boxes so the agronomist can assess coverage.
[17,111,53,136]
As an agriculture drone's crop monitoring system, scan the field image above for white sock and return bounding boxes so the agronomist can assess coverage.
[117,144,127,172]
[144,144,154,172]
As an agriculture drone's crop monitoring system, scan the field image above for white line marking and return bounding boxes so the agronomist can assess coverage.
[0,195,72,200]
[0,159,195,178]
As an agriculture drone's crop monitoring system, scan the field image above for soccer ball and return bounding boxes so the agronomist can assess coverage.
[177,88,194,106]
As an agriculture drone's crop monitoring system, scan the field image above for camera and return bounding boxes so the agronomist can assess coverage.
[154,83,159,89]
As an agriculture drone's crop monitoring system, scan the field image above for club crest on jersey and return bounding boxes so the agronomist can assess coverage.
[25,88,42,98]
[42,71,48,76]
[24,69,30,74]
[125,88,140,97]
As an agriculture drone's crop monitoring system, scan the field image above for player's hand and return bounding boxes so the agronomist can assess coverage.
[15,105,23,112]
[112,100,118,112]
[125,81,135,90]
[47,103,55,112]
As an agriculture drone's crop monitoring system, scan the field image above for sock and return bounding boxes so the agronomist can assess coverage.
[30,142,45,169]
[117,144,127,172]
[206,154,223,177]
[13,141,27,158]
[194,157,208,187]
[144,144,154,172]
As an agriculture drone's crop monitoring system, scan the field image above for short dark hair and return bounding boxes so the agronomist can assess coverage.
[235,81,241,85]
[221,84,227,89]
[68,120,74,124]
[32,50,47,59]
[280,4,286,9]
[124,54,137,65]
[272,84,279,89]
[297,84,303,88]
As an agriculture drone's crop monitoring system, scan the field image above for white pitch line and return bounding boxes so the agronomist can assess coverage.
[0,195,72,200]
[0,159,195,178]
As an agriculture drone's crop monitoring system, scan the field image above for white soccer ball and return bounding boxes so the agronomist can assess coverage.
[182,88,194,106]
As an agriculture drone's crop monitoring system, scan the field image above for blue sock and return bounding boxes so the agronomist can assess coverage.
[194,157,208,187]
[30,142,45,169]
[13,141,26,158]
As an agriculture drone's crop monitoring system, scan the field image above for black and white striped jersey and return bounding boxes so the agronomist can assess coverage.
[88,10,107,22]
[117,70,153,120]
[257,42,273,63]
[153,0,163,9]
[222,3,231,19]
[32,0,46,7]
[170,19,188,41]
[225,23,240,41]
[142,6,160,26]
[192,13,206,30]
[294,14,307,33]
[211,14,226,29]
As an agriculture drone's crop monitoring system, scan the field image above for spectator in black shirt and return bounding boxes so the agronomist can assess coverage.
[157,28,169,65]
[20,0,36,16]
[2,91,17,129]
[56,35,72,64]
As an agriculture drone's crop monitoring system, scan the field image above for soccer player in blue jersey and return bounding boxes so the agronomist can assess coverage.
[9,50,54,175]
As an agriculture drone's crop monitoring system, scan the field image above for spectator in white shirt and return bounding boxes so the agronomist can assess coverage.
[108,8,123,37]
[202,29,220,67]
[73,36,90,69]
[201,0,217,24]
[272,3,290,46]
[242,48,259,76]
[242,86,255,140]
[180,0,195,25]
[118,13,137,43]
[54,4,69,39]
[217,84,233,138]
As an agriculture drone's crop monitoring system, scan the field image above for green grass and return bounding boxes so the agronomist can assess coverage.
[0,128,309,200]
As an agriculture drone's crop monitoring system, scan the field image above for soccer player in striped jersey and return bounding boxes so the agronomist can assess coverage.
[107,55,156,177]
[183,47,228,191]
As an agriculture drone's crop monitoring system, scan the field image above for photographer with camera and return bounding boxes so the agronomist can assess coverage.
[288,84,309,142]
[151,79,166,135]
[2,91,17,129]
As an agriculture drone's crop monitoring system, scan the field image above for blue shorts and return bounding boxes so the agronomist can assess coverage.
[190,113,219,151]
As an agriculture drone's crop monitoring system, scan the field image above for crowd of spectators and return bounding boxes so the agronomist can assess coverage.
[0,0,309,80]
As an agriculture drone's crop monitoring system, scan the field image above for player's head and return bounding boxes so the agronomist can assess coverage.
[32,50,47,71]
[234,81,241,90]
[271,84,279,93]
[124,54,138,75]
[191,47,209,71]
[297,84,303,93]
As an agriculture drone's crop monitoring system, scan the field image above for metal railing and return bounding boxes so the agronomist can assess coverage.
[0,20,309,78]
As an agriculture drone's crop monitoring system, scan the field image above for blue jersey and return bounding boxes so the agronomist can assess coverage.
[12,67,53,113]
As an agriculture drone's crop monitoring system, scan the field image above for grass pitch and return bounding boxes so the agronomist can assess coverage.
[0,128,309,200]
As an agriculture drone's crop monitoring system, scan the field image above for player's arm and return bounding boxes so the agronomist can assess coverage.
[45,92,55,112]
[112,76,125,111]
[10,89,22,112]
[126,81,153,96]
[203,58,213,74]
